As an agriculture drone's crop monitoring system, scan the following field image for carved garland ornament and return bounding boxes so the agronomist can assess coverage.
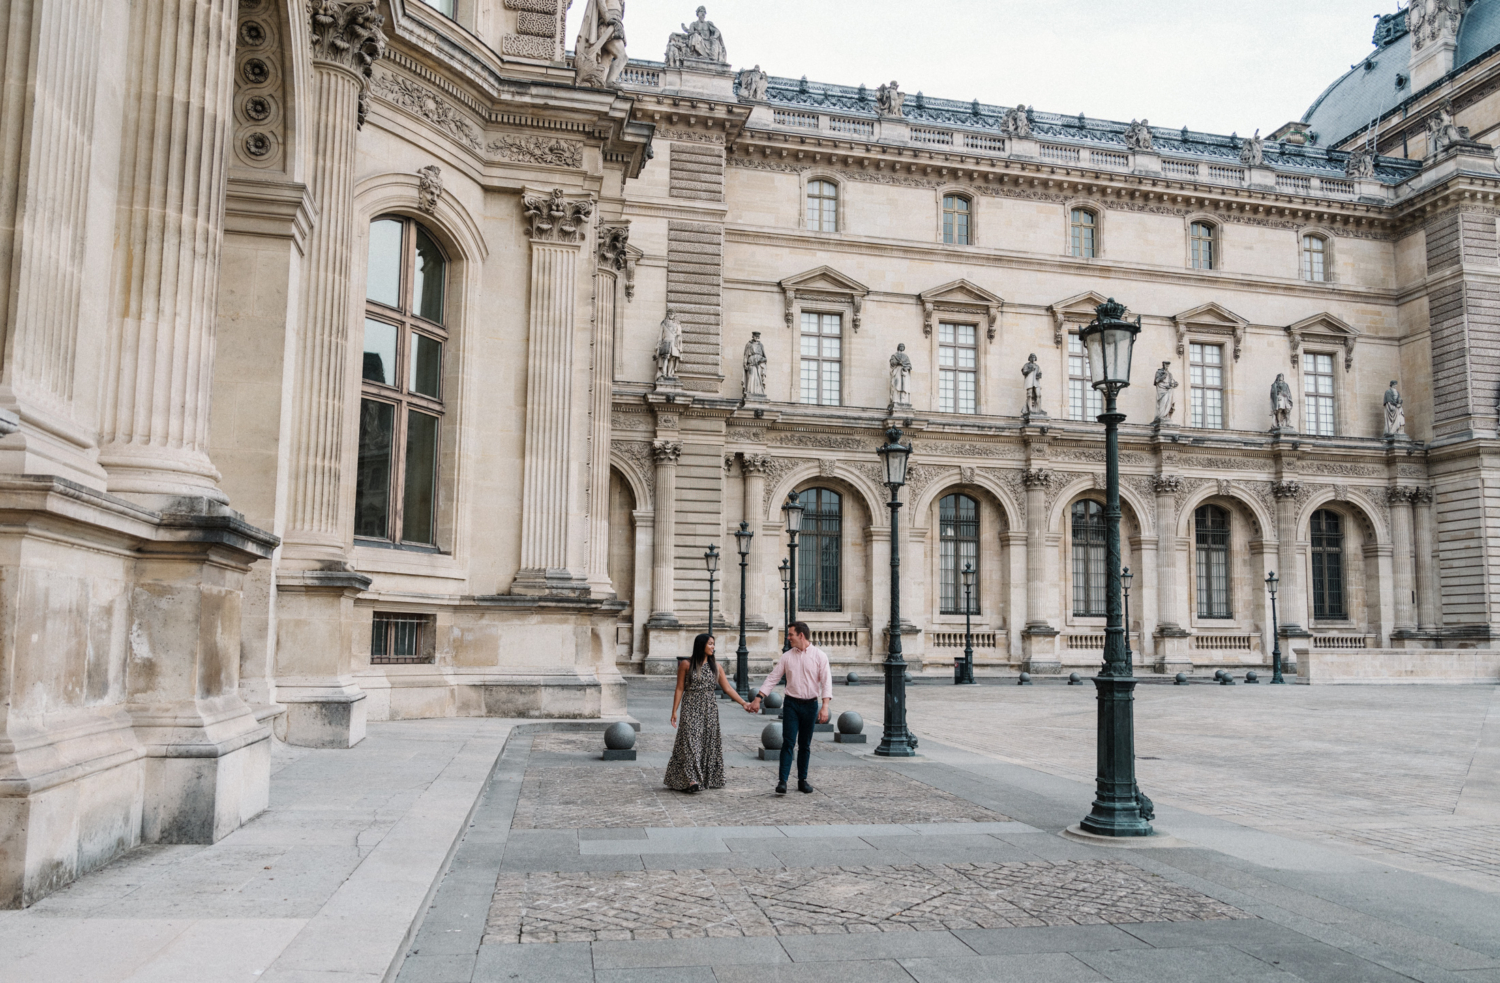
[488,134,585,168]
[371,72,481,150]
[307,0,387,128]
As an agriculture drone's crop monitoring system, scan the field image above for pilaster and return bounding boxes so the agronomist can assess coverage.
[1020,429,1059,671]
[1414,487,1439,632]
[586,222,628,597]
[1388,486,1417,634]
[741,453,770,627]
[1151,473,1190,673]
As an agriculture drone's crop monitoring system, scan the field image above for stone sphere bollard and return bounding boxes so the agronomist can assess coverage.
[1245,670,1259,683]
[1174,672,1189,685]
[1213,669,1226,681]
[763,690,784,710]
[834,709,866,744]
[1068,672,1083,685]
[1017,672,1033,686]
[761,722,783,750]
[601,721,637,760]
[846,671,860,685]
[903,670,913,684]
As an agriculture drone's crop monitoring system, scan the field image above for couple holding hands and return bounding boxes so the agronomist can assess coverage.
[663,621,833,796]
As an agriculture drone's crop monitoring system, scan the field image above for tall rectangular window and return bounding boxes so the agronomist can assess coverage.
[1194,505,1232,618]
[1190,221,1216,270]
[1304,352,1336,436]
[942,195,971,245]
[938,322,977,414]
[806,180,838,232]
[1068,334,1102,420]
[1189,342,1224,429]
[939,494,980,614]
[798,488,842,612]
[1302,234,1327,282]
[1310,509,1346,619]
[1070,208,1097,258]
[1071,500,1107,616]
[799,312,841,405]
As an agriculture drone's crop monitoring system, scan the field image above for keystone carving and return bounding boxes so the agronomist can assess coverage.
[417,165,442,213]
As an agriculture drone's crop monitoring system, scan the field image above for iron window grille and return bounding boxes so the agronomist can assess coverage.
[1194,505,1232,618]
[1310,509,1346,619]
[940,493,979,614]
[1071,499,1107,616]
[371,612,436,664]
[797,487,843,612]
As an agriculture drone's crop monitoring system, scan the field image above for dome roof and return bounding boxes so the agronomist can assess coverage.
[1457,0,1500,66]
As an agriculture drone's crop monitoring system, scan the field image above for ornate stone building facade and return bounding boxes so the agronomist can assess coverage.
[1,0,1499,904]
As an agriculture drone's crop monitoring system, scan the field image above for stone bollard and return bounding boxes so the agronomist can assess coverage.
[1245,670,1259,684]
[759,721,783,760]
[1068,672,1083,686]
[1017,672,1033,686]
[1218,669,1236,686]
[903,670,913,684]
[1174,672,1190,686]
[846,671,860,686]
[834,710,866,744]
[763,689,784,718]
[602,721,637,760]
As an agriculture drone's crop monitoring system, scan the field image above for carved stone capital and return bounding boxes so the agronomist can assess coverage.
[1412,487,1434,505]
[1272,479,1302,500]
[597,222,629,271]
[651,439,682,464]
[1153,475,1182,495]
[1387,485,1418,505]
[307,1,386,125]
[523,188,594,243]
[1022,468,1053,489]
[740,453,770,474]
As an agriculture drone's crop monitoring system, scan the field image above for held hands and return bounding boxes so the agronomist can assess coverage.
[746,697,761,714]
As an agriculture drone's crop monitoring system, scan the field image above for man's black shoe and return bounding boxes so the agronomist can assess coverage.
[775,782,787,795]
[798,781,815,794]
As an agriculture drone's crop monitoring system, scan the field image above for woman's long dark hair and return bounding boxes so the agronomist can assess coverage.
[689,632,717,674]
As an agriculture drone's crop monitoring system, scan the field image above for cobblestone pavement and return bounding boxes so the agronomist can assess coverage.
[485,860,1247,943]
[835,681,1500,890]
[511,764,1006,829]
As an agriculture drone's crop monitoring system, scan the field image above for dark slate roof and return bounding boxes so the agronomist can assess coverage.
[750,75,1420,184]
[1457,0,1500,66]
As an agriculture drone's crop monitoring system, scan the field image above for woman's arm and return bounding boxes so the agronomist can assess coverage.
[716,662,749,707]
[670,659,689,726]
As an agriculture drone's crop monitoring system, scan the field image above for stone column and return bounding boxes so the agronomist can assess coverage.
[97,0,240,502]
[1153,475,1190,671]
[1414,488,1439,632]
[1388,486,1417,634]
[515,189,594,595]
[1273,479,1307,635]
[741,454,769,626]
[586,224,627,596]
[1020,467,1059,672]
[649,439,681,623]
[0,0,111,487]
[274,2,384,748]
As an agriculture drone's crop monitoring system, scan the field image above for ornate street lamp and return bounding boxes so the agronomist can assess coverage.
[875,427,918,757]
[734,521,754,700]
[957,562,976,685]
[704,543,720,634]
[778,558,791,652]
[781,491,804,651]
[1077,298,1152,838]
[1266,571,1285,684]
[1121,567,1134,670]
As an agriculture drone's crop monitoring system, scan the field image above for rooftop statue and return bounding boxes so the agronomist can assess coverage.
[1124,119,1153,151]
[1239,129,1264,167]
[574,0,627,89]
[876,81,904,118]
[665,6,727,66]
[1001,104,1031,139]
[738,64,768,101]
[1346,146,1376,179]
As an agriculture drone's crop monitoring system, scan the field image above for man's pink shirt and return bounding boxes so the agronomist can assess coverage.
[757,644,832,701]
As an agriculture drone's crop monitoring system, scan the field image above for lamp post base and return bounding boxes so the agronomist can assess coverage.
[1080,673,1153,838]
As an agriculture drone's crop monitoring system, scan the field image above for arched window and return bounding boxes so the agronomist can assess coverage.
[939,493,979,614]
[806,179,838,232]
[1070,208,1098,258]
[1310,509,1346,619]
[1190,221,1216,270]
[357,215,447,547]
[1071,500,1107,616]
[1194,505,1231,618]
[1301,234,1327,282]
[942,194,971,244]
[798,488,842,612]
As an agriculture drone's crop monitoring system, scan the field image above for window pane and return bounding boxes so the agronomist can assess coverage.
[410,332,442,398]
[363,318,398,386]
[413,226,445,323]
[422,0,455,14]
[355,399,395,539]
[367,219,403,307]
[822,361,840,405]
[401,410,439,545]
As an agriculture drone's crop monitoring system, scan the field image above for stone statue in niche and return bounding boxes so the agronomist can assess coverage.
[574,0,628,89]
[889,343,913,407]
[738,64,768,101]
[1000,104,1031,139]
[664,6,727,66]
[655,309,682,382]
[876,81,904,118]
[1346,146,1376,179]
[1239,129,1264,166]
[1270,373,1295,430]
[1383,380,1407,437]
[742,331,767,399]
[1124,119,1153,151]
[1153,361,1178,426]
[1022,353,1046,417]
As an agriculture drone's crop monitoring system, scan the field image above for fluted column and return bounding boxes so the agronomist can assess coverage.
[98,0,241,501]
[1153,475,1190,671]
[1020,467,1059,672]
[274,2,384,748]
[649,439,681,622]
[1273,480,1306,634]
[1414,488,1438,631]
[586,225,627,596]
[1389,486,1417,633]
[0,0,111,487]
[741,454,768,625]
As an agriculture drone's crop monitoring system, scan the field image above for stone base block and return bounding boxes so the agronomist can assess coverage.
[758,748,780,760]
[601,749,637,761]
[1297,648,1500,684]
[814,723,833,732]
[142,733,270,844]
[279,692,367,749]
[834,733,866,743]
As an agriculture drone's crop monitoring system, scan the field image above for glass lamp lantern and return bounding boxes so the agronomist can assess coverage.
[1265,571,1278,600]
[779,558,791,586]
[961,562,975,589]
[734,520,753,557]
[1121,567,1133,595]
[877,427,912,488]
[704,543,719,574]
[782,491,804,533]
[1079,298,1142,393]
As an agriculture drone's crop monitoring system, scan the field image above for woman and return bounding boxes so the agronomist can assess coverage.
[664,633,752,793]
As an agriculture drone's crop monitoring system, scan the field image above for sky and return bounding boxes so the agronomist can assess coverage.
[568,0,1395,136]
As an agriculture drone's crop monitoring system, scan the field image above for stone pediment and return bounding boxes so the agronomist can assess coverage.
[1286,312,1360,369]
[779,266,870,330]
[918,279,1004,339]
[1047,290,1112,346]
[1171,301,1249,360]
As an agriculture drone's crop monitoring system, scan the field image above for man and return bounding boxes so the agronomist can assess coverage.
[747,622,831,795]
